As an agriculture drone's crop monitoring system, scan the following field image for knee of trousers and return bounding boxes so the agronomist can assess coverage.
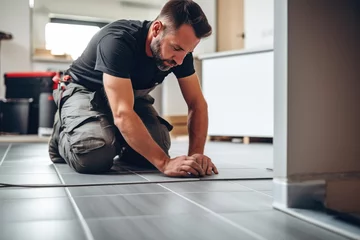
[72,141,116,174]
[61,117,118,174]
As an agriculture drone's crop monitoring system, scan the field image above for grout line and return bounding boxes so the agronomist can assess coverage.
[53,164,95,240]
[230,181,273,199]
[0,144,12,167]
[129,170,268,240]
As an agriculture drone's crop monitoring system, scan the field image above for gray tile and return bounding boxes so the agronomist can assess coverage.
[0,197,77,222]
[132,172,200,182]
[0,173,61,185]
[74,193,207,219]
[54,164,78,174]
[205,168,273,180]
[0,164,56,174]
[181,192,272,213]
[0,220,86,240]
[69,184,169,197]
[232,180,273,191]
[60,172,145,184]
[291,208,360,238]
[1,157,52,165]
[86,214,258,240]
[260,191,273,197]
[161,181,251,193]
[4,154,49,161]
[222,210,351,240]
[0,188,67,200]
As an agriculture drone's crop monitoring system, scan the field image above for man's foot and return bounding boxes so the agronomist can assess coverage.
[49,111,65,163]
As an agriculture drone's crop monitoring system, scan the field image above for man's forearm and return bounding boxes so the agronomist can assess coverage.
[187,104,208,156]
[115,110,169,171]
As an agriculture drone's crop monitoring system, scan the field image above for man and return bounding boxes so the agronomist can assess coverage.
[49,0,218,177]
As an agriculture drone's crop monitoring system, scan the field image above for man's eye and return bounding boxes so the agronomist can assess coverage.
[173,46,181,51]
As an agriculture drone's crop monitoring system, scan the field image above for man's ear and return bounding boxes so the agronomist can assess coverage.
[152,20,164,37]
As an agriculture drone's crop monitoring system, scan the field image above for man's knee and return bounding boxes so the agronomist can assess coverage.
[72,142,116,174]
[60,116,118,174]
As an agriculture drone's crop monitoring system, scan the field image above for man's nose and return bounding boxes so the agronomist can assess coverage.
[173,52,186,66]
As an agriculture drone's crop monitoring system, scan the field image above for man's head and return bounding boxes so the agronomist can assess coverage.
[149,0,212,71]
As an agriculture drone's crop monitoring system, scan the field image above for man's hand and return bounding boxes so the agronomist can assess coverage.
[191,154,219,175]
[163,156,205,177]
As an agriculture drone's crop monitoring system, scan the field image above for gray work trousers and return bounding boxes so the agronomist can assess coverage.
[53,82,172,173]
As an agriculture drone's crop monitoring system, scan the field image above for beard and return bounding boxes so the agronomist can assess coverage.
[150,37,176,72]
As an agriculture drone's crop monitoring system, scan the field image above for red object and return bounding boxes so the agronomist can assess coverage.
[47,95,54,101]
[4,72,57,78]
[52,72,61,90]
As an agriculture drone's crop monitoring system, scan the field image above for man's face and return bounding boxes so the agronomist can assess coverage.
[150,23,200,71]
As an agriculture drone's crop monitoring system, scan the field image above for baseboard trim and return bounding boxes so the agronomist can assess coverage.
[273,178,325,209]
[273,204,360,240]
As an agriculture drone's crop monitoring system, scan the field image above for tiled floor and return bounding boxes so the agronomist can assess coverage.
[0,141,357,240]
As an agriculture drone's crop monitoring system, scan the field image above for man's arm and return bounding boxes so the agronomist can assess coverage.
[103,73,169,171]
[177,73,208,156]
[103,73,205,177]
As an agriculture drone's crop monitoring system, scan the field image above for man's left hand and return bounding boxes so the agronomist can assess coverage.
[191,154,219,176]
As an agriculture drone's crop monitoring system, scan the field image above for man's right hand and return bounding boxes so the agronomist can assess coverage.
[162,156,205,177]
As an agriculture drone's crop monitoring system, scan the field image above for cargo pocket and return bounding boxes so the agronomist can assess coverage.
[65,115,106,155]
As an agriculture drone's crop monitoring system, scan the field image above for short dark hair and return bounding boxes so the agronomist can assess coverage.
[157,0,212,39]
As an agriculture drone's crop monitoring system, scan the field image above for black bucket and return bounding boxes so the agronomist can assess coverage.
[0,98,33,135]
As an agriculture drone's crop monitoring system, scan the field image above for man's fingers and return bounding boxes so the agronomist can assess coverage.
[212,163,219,174]
[184,160,205,176]
[207,166,213,175]
[202,158,208,173]
[181,165,199,176]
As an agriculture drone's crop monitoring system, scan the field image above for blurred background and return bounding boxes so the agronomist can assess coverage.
[0,0,274,142]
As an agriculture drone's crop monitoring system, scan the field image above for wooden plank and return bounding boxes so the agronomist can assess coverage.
[163,115,187,125]
[170,125,188,137]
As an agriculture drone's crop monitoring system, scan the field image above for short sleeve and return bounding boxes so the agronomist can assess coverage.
[95,35,134,78]
[172,53,195,78]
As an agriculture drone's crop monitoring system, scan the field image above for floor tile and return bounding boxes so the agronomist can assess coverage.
[86,214,258,240]
[232,180,273,191]
[69,184,169,197]
[180,191,272,213]
[54,164,79,174]
[205,168,273,180]
[0,164,56,174]
[0,197,77,222]
[0,188,67,200]
[0,173,61,185]
[221,210,351,240]
[1,157,52,166]
[0,220,86,240]
[261,191,273,197]
[4,154,50,161]
[291,208,360,238]
[60,172,145,184]
[161,181,251,193]
[132,172,200,182]
[74,193,207,219]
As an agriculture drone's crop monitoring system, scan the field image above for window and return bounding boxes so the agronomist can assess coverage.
[45,22,100,60]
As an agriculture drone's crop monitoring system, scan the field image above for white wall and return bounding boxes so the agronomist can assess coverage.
[244,0,274,49]
[0,0,32,98]
[161,0,217,116]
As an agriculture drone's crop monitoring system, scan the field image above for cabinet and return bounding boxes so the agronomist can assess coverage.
[200,48,274,137]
